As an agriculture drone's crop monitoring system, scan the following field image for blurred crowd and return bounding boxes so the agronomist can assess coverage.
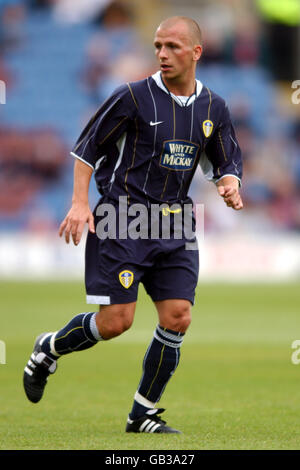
[0,0,299,233]
[0,126,67,214]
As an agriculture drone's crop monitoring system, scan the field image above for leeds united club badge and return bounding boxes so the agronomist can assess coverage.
[202,120,213,138]
[119,270,134,289]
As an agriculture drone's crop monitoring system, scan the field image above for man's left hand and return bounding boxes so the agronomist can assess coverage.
[216,176,243,211]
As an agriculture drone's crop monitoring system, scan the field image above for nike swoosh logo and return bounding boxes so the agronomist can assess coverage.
[150,121,164,126]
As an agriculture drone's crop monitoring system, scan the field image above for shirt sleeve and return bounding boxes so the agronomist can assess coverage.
[199,103,242,185]
[70,84,137,170]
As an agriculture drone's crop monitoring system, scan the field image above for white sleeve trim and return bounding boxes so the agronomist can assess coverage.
[214,174,242,187]
[70,152,94,170]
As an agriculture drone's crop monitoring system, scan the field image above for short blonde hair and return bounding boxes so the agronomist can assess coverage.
[158,16,202,46]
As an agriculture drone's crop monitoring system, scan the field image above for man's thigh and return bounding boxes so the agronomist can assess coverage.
[85,232,145,305]
[143,242,199,305]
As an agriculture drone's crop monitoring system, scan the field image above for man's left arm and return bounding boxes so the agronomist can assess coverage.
[201,102,243,211]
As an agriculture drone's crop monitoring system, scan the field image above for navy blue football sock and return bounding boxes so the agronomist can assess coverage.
[41,312,103,359]
[129,325,184,420]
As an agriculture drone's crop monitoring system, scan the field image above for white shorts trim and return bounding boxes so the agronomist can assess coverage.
[86,295,111,305]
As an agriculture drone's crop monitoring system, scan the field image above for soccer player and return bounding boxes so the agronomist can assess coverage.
[23,16,243,434]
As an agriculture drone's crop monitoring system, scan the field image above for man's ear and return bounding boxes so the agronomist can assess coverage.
[193,45,202,61]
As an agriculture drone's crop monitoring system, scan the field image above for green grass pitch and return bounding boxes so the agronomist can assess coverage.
[0,281,300,450]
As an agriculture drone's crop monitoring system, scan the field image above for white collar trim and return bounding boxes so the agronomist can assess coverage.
[151,71,203,107]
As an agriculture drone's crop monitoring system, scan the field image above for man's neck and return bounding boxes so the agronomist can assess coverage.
[162,78,196,97]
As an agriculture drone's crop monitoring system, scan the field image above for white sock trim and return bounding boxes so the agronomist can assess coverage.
[157,325,184,343]
[39,332,54,346]
[134,391,156,409]
[49,332,60,357]
[153,331,182,348]
[89,312,103,341]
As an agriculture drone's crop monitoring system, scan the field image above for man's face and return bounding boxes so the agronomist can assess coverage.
[154,22,200,83]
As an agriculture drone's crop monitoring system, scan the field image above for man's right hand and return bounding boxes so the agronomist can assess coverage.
[59,202,95,245]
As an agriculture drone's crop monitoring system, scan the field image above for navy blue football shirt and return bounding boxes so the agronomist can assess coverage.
[71,71,242,206]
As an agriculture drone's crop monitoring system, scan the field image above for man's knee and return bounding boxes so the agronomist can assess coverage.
[157,300,192,333]
[95,303,135,339]
[171,304,191,332]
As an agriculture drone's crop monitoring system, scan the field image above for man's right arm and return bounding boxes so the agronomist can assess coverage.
[59,158,95,245]
[59,84,137,245]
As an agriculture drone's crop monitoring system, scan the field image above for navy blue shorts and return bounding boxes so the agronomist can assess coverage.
[85,199,199,306]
